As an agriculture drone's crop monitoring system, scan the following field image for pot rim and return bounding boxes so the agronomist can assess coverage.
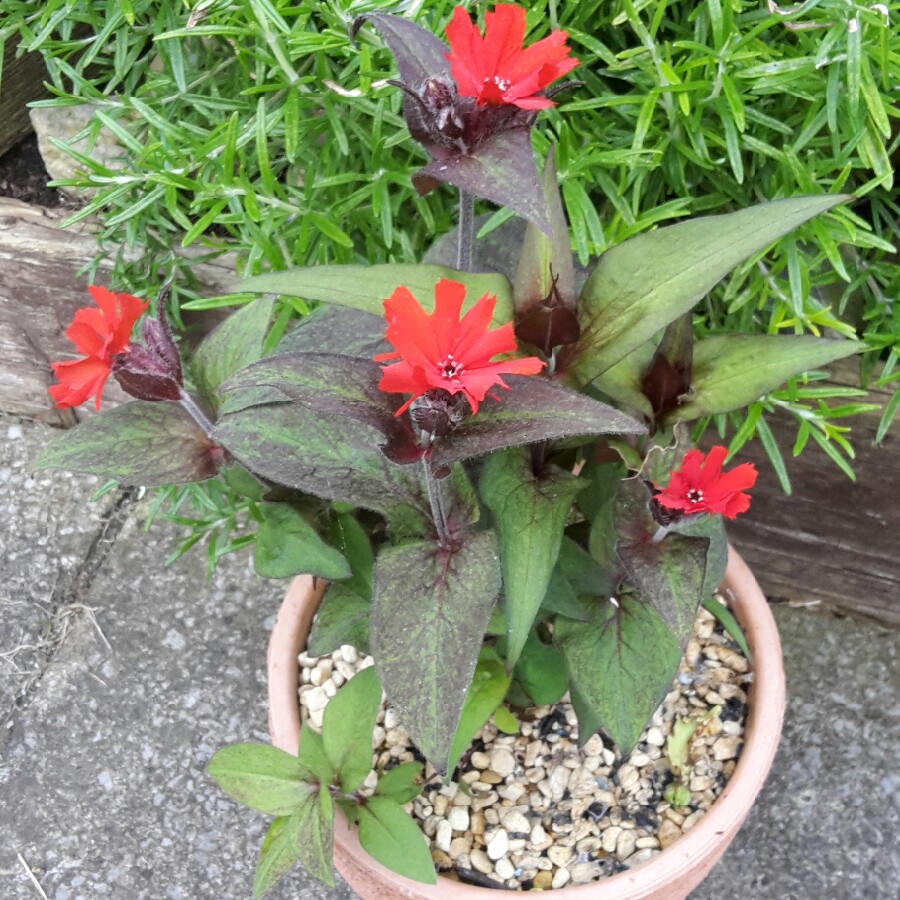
[267,544,785,898]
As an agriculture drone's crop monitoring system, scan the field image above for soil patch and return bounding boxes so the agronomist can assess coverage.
[0,134,71,207]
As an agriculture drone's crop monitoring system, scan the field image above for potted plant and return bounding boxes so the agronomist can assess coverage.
[36,4,861,897]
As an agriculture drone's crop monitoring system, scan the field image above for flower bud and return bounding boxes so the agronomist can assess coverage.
[409,389,469,439]
[111,312,184,402]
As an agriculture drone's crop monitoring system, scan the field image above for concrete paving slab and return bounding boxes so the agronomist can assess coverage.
[0,414,119,715]
[694,605,899,899]
[0,492,351,900]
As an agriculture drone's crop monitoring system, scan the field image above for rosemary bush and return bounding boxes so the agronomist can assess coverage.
[2,0,897,561]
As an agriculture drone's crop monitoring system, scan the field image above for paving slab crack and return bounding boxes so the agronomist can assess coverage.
[1,486,139,742]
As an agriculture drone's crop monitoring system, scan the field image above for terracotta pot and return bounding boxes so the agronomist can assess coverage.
[267,546,785,899]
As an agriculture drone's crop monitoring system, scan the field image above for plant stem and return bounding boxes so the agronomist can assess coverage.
[178,388,216,438]
[421,456,450,547]
[457,190,475,272]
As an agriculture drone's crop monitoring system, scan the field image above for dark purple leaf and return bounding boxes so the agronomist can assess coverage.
[34,401,222,485]
[277,306,388,359]
[372,530,501,774]
[616,535,709,651]
[413,128,551,235]
[219,352,422,465]
[430,375,645,469]
[352,13,451,88]
[555,595,681,754]
[212,401,430,530]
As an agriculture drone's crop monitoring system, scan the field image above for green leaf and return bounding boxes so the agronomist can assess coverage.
[208,743,314,815]
[556,596,682,755]
[254,503,351,580]
[34,401,220,486]
[584,460,628,577]
[512,146,576,313]
[192,297,275,411]
[213,402,430,527]
[481,450,585,667]
[253,816,300,899]
[569,195,852,386]
[297,727,332,785]
[492,706,519,734]
[432,376,645,470]
[325,511,374,600]
[702,595,751,661]
[357,796,436,884]
[514,631,569,706]
[662,334,862,423]
[307,584,371,657]
[371,531,501,774]
[237,264,513,329]
[666,718,698,777]
[293,786,336,888]
[322,667,382,793]
[557,536,616,598]
[617,533,710,651]
[446,647,511,776]
[588,344,655,419]
[373,761,424,805]
[665,784,692,807]
[540,569,596,622]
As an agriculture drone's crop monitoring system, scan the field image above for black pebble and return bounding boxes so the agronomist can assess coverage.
[457,869,515,890]
[584,800,610,822]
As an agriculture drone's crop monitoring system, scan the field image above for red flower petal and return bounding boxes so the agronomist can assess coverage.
[655,446,757,521]
[376,278,544,415]
[445,3,578,109]
[48,287,149,410]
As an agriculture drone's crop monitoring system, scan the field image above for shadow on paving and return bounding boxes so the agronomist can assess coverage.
[1,418,897,899]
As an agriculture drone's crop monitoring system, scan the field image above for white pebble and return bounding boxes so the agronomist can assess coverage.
[616,829,637,861]
[340,645,358,663]
[489,748,515,778]
[551,867,571,888]
[501,810,531,835]
[304,686,328,712]
[495,857,515,880]
[435,819,453,853]
[486,829,509,860]
[447,807,469,832]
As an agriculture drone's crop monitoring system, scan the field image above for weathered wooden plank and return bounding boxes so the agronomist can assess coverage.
[0,38,50,157]
[0,198,237,424]
[724,381,899,625]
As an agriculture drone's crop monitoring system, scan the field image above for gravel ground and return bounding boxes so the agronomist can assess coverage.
[1,415,897,900]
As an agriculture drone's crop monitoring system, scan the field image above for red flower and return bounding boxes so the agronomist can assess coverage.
[49,286,148,410]
[445,4,579,110]
[655,446,758,520]
[376,278,544,415]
